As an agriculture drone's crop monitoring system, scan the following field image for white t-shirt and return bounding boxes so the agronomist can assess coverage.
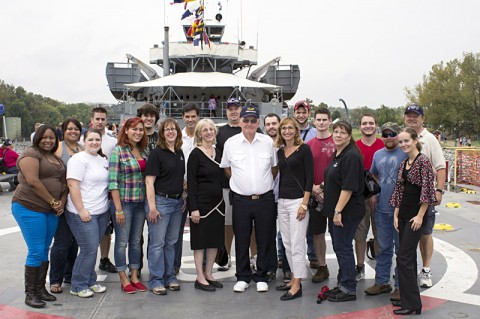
[66,152,110,215]
[419,128,446,171]
[182,127,196,179]
[220,132,277,195]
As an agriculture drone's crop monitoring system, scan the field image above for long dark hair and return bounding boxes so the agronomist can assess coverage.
[62,118,82,140]
[400,127,422,152]
[157,118,183,152]
[33,124,59,154]
[83,129,107,158]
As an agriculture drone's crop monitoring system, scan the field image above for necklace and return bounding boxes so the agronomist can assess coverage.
[200,146,214,159]
[65,141,80,154]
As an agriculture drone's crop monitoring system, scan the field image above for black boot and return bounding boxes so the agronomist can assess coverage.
[25,266,46,308]
[38,261,56,301]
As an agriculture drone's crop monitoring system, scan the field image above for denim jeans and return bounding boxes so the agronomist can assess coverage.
[112,201,146,272]
[147,196,183,288]
[12,202,58,267]
[374,211,399,288]
[329,216,362,294]
[65,210,109,293]
[173,207,188,269]
[49,213,78,285]
[277,231,291,273]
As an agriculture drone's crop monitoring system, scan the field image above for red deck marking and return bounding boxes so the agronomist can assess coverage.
[0,304,75,319]
[315,296,447,319]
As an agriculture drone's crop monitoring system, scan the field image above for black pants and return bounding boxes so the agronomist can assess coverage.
[232,192,276,283]
[397,216,424,310]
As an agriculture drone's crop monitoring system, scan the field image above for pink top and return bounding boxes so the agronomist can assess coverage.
[3,147,19,168]
[137,159,147,172]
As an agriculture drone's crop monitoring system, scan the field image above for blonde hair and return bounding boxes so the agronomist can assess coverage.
[275,117,303,148]
[194,119,217,146]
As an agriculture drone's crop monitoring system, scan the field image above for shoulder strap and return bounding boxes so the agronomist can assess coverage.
[302,127,310,140]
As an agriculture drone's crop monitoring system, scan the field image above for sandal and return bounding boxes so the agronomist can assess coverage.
[50,283,63,294]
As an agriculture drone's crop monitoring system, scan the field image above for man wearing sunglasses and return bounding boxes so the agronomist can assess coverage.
[364,122,406,301]
[354,114,385,281]
[220,105,278,293]
[404,104,446,289]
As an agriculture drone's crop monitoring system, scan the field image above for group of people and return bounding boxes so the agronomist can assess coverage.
[11,99,446,316]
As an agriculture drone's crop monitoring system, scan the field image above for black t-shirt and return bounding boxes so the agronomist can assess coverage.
[145,146,185,195]
[277,144,314,199]
[146,131,158,156]
[399,166,423,219]
[323,143,365,219]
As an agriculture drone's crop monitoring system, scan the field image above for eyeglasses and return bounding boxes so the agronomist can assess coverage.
[382,132,398,138]
[164,128,177,132]
[280,126,295,131]
[242,118,258,124]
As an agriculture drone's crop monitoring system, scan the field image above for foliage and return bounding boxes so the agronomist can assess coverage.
[0,80,94,138]
[406,52,480,138]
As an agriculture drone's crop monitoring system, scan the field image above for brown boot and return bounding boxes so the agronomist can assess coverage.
[25,266,46,308]
[38,261,56,301]
[312,265,330,283]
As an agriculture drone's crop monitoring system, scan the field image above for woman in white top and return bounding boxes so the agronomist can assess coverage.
[65,129,110,298]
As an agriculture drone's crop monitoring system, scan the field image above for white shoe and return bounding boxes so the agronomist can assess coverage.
[418,269,432,288]
[256,282,268,292]
[89,284,106,293]
[70,289,94,298]
[233,281,249,292]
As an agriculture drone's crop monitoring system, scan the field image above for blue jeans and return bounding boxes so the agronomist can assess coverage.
[66,210,109,293]
[112,201,146,272]
[329,216,362,294]
[49,213,78,285]
[374,211,399,288]
[174,207,188,269]
[147,196,183,288]
[12,202,58,267]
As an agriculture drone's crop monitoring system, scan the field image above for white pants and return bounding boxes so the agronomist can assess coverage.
[277,198,309,278]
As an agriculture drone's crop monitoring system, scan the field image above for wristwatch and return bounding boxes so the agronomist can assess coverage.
[300,204,308,210]
[334,210,341,216]
[435,188,445,195]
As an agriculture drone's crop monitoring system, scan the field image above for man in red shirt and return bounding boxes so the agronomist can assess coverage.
[306,108,335,283]
[354,114,384,280]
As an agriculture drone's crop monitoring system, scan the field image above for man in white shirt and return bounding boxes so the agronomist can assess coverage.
[174,102,200,274]
[220,105,278,293]
[404,104,446,288]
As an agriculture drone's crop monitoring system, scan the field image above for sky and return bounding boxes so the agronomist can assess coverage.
[2,0,480,109]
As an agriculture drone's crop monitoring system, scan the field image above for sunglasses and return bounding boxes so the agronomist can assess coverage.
[382,132,398,138]
[242,118,258,124]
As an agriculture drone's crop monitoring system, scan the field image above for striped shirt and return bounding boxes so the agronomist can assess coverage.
[108,145,147,202]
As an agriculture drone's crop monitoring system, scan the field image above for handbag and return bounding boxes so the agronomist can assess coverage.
[282,148,316,209]
[363,170,381,198]
[215,246,228,267]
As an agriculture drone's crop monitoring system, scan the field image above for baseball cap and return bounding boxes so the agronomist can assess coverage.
[404,104,424,116]
[294,100,310,111]
[380,122,401,134]
[3,138,13,146]
[226,98,241,108]
[240,105,260,118]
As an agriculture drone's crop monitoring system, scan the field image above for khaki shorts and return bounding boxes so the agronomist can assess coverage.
[354,199,376,241]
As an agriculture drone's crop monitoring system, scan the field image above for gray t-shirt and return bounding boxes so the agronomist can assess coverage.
[370,147,407,214]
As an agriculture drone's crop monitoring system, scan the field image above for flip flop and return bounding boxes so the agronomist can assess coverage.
[50,283,63,294]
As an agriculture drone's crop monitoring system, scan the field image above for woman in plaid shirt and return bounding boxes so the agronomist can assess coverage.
[109,117,148,294]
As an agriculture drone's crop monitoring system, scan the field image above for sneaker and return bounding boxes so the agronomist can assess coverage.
[390,288,400,301]
[256,282,268,292]
[418,269,432,288]
[233,281,250,292]
[283,272,292,283]
[152,285,167,295]
[327,290,356,302]
[309,260,319,269]
[364,284,392,295]
[325,287,341,298]
[70,289,94,298]
[312,265,330,283]
[267,272,276,282]
[99,257,117,273]
[218,256,231,271]
[355,264,365,281]
[167,281,180,291]
[89,284,106,293]
[250,255,257,270]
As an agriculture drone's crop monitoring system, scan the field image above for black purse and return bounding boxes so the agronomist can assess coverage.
[215,246,228,267]
[363,170,381,198]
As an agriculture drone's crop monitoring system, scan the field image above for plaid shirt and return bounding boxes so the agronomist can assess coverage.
[109,145,147,202]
